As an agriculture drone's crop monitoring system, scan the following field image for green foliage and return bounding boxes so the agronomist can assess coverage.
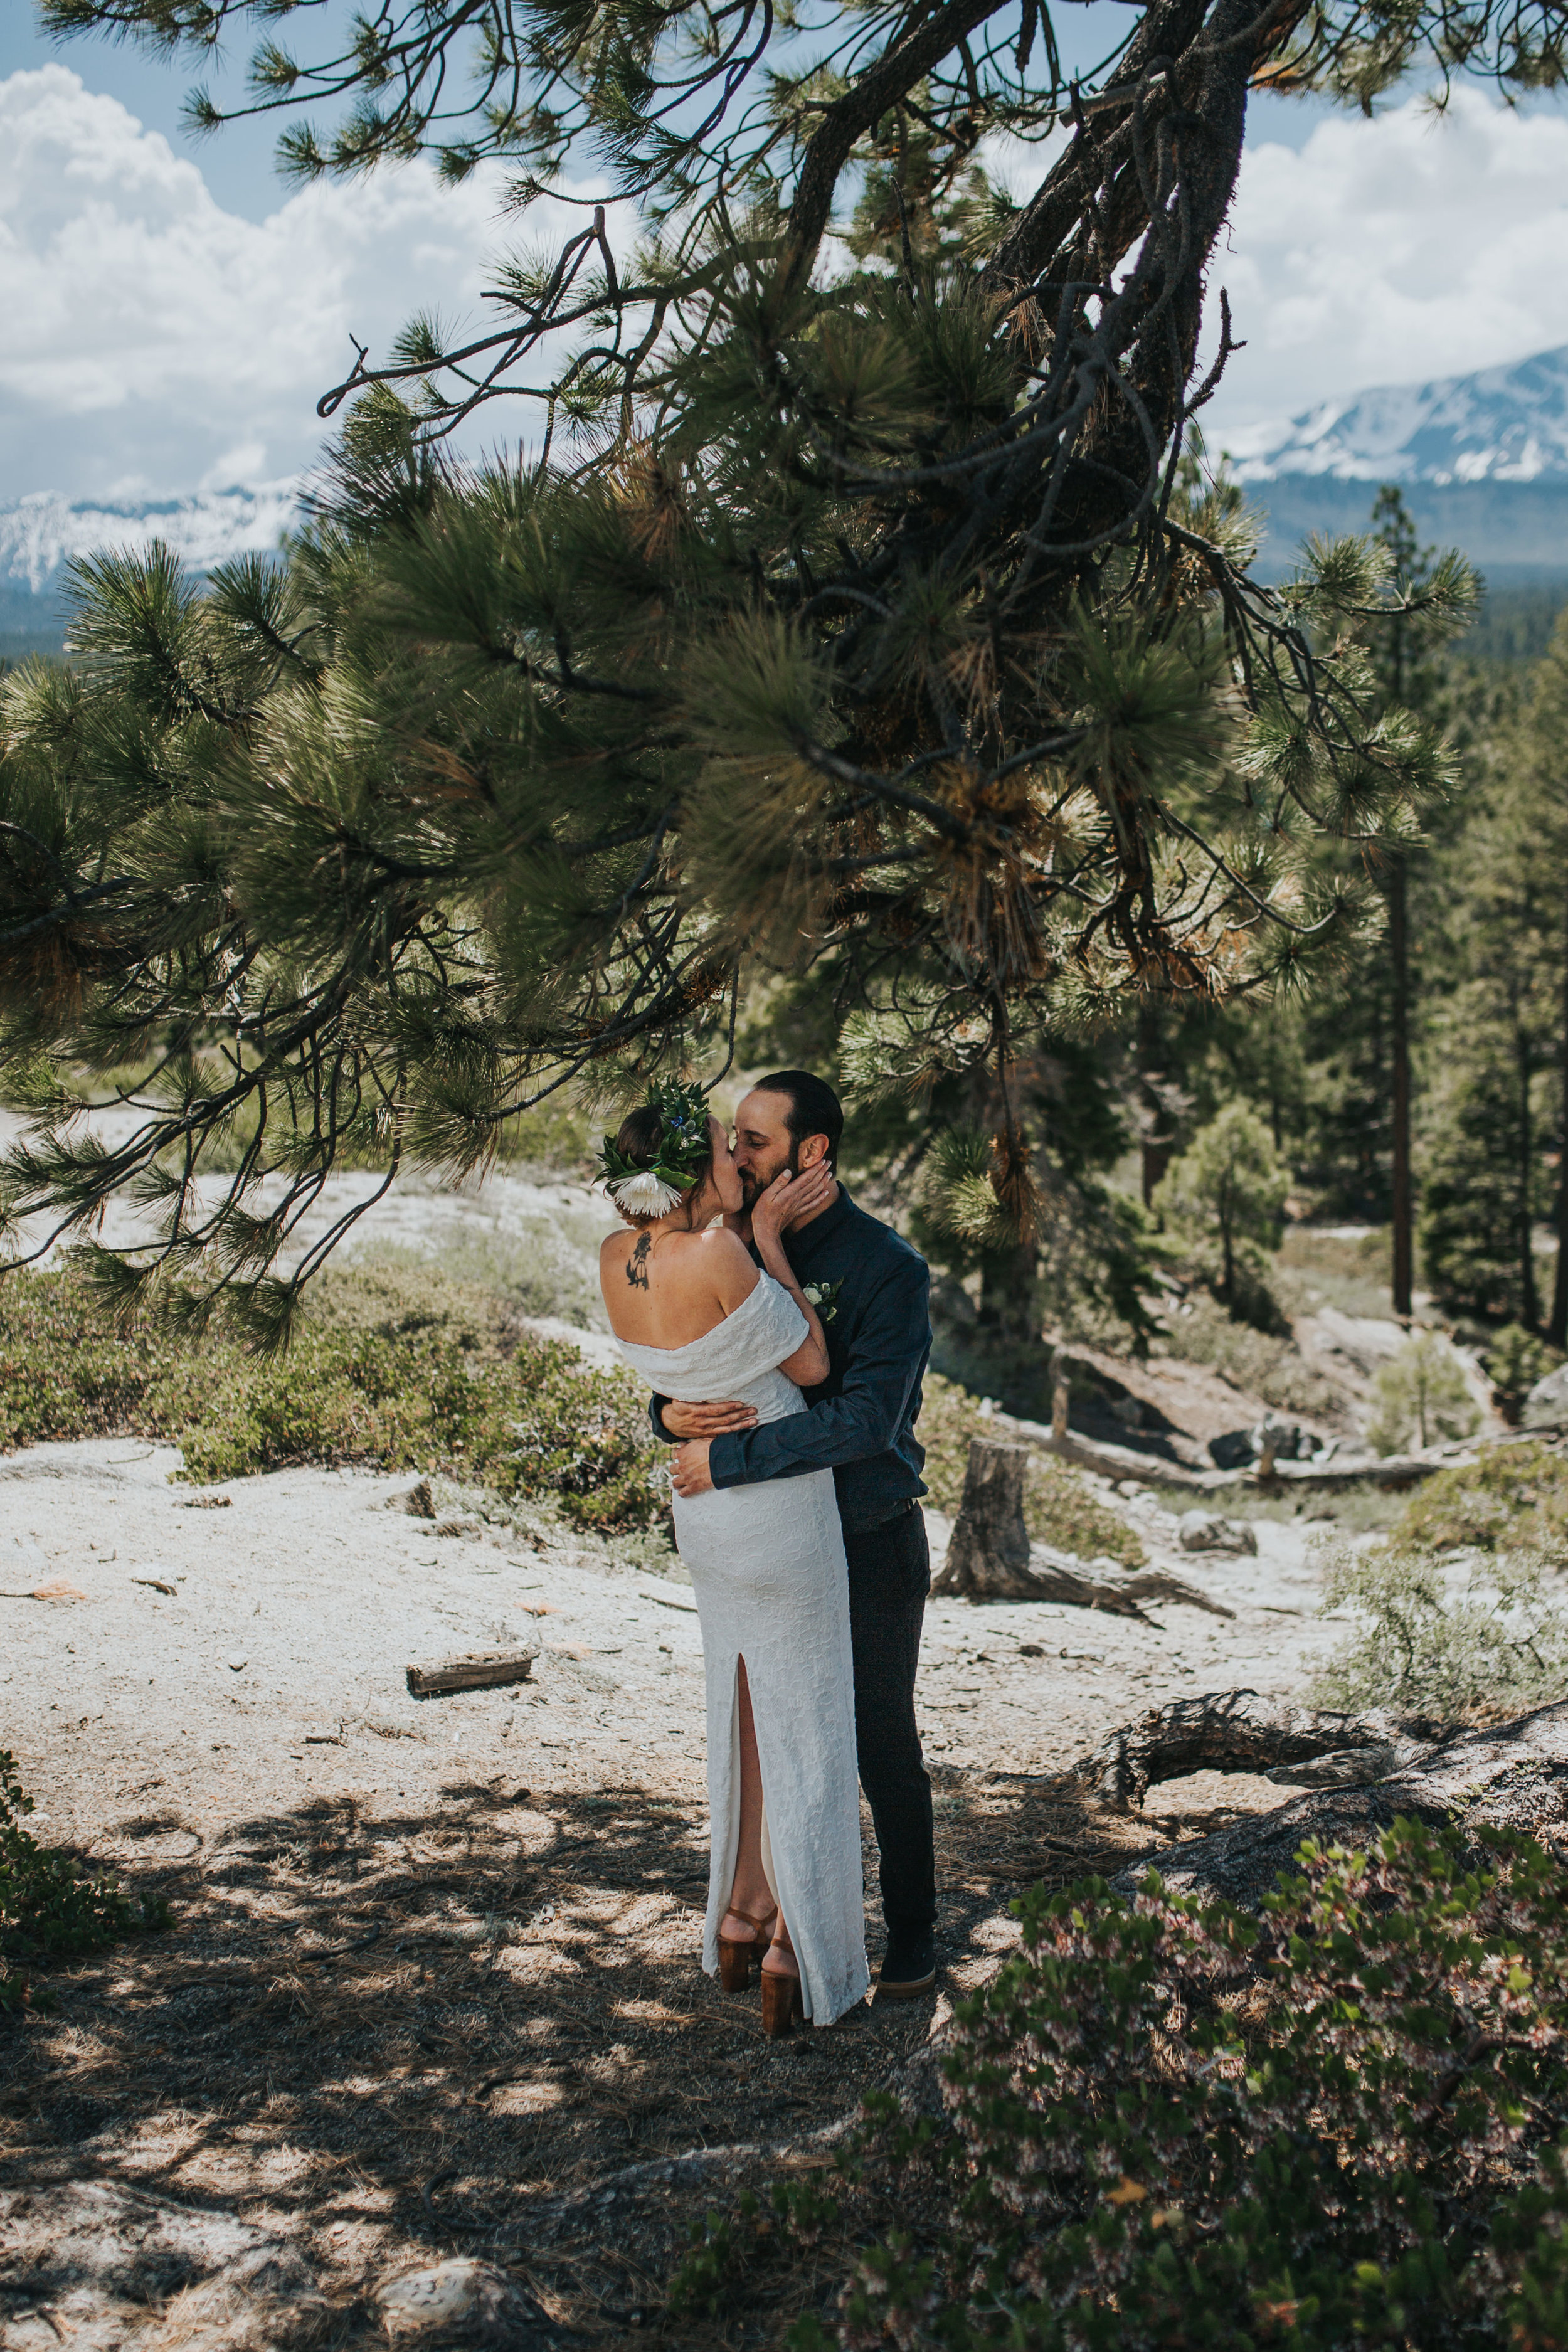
[1155,1104,1290,1325]
[914,1372,1144,1567]
[1311,1533,1568,1715]
[1365,1330,1481,1455]
[0,1257,667,1533]
[827,1820,1568,2349]
[1399,1438,1568,1552]
[1,1749,168,2012]
[1488,1323,1563,1417]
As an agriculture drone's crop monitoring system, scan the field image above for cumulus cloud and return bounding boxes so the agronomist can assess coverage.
[1207,89,1568,435]
[0,65,603,498]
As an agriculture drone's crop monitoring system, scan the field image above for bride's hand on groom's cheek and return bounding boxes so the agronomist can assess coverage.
[672,1439,714,1496]
[751,1161,833,1242]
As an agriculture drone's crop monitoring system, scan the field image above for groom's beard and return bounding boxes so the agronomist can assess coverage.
[738,1141,802,1210]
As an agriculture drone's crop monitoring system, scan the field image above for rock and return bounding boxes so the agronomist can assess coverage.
[383,1476,436,1518]
[1177,1510,1257,1555]
[434,1516,484,1539]
[1523,1364,1568,1429]
[377,2258,539,2338]
[1209,1428,1256,1470]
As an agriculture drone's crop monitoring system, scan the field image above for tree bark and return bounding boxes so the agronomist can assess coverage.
[1137,994,1176,1209]
[1553,893,1568,1348]
[934,1439,1033,1596]
[1389,853,1414,1319]
[1110,1697,1568,1908]
[1520,1017,1540,1332]
[1076,1691,1426,1810]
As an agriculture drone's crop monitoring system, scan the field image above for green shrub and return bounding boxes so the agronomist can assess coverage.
[820,1820,1568,2350]
[1,1750,168,2011]
[1488,1324,1564,1421]
[1153,1291,1340,1419]
[1399,1439,1568,1554]
[1366,1331,1481,1455]
[916,1372,1145,1567]
[1310,1534,1568,1717]
[0,1258,667,1534]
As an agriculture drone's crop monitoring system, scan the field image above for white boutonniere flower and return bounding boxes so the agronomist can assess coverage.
[802,1278,843,1325]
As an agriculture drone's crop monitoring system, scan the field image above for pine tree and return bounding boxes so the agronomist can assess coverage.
[4,0,1529,1325]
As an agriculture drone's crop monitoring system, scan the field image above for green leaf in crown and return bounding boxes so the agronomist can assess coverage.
[598,1076,713,1216]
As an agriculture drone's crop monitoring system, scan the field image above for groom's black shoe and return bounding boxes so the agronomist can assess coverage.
[874,1930,936,2001]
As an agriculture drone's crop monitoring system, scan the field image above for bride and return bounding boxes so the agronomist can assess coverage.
[598,1077,869,2035]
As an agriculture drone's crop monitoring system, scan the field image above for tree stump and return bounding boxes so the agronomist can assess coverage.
[932,1439,1035,1598]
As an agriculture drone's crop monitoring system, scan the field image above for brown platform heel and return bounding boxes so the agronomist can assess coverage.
[718,1904,776,1993]
[760,1963,804,2039]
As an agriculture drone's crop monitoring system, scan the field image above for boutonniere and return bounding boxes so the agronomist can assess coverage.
[803,1278,843,1325]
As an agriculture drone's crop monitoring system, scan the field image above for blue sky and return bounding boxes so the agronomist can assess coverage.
[4,7,1567,501]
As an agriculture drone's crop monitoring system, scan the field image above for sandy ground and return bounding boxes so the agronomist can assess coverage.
[0,1433,1341,2348]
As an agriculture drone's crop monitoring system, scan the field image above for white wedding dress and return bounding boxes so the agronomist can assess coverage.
[615,1274,869,2025]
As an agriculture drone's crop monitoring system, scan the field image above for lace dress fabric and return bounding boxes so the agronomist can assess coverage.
[615,1275,869,2024]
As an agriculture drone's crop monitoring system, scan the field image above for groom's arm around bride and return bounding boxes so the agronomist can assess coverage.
[653,1072,940,1996]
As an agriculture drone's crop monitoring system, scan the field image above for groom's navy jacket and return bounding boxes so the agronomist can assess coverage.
[649,1186,931,1532]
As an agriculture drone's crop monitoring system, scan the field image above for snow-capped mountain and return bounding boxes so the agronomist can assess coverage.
[0,479,304,651]
[1225,346,1568,487]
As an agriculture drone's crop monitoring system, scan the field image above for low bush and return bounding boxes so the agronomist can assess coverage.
[1399,1439,1568,1554]
[0,1258,667,1534]
[1310,1534,1568,1717]
[1153,1291,1340,1419]
[915,1372,1145,1567]
[1,1750,167,2011]
[804,1819,1568,2350]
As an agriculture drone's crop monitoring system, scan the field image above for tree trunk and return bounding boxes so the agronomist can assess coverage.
[1109,1697,1568,1909]
[1137,994,1176,1209]
[935,1438,1033,1596]
[1552,898,1568,1347]
[931,1438,1226,1616]
[1077,1691,1426,1811]
[1389,854,1414,1318]
[1520,1019,1540,1331]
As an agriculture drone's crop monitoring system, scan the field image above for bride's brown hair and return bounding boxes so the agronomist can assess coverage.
[611,1103,714,1231]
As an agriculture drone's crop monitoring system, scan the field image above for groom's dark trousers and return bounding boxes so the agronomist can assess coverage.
[650,1184,938,1945]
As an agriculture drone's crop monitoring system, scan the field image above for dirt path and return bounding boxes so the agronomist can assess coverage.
[0,1442,1338,2349]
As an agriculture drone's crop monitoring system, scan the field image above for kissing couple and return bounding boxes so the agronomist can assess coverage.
[596,1071,936,2036]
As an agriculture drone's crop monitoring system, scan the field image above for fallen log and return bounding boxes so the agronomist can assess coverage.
[1111,1698,1568,1908]
[406,1650,537,1699]
[1076,1690,1431,1811]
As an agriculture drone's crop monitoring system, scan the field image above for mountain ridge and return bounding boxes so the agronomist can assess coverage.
[1224,345,1568,487]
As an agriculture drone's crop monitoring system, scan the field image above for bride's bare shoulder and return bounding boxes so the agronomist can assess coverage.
[668,1225,758,1304]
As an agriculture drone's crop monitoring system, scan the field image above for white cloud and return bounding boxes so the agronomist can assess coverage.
[0,65,605,498]
[1207,88,1568,434]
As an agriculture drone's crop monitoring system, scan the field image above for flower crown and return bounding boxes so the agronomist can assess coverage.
[598,1076,712,1217]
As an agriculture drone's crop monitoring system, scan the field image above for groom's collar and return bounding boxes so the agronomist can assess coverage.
[786,1181,854,1263]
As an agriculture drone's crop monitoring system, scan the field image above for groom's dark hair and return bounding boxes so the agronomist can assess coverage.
[756,1071,844,1171]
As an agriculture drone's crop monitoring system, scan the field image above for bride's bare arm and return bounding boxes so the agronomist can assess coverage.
[748,1167,832,1387]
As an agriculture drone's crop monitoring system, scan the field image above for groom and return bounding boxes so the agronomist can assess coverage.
[658,1071,938,1998]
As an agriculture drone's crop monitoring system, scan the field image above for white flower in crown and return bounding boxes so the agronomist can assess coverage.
[612,1169,682,1216]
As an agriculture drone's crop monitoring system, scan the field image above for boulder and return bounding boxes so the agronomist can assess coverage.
[1177,1509,1258,1555]
[1523,1363,1568,1429]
